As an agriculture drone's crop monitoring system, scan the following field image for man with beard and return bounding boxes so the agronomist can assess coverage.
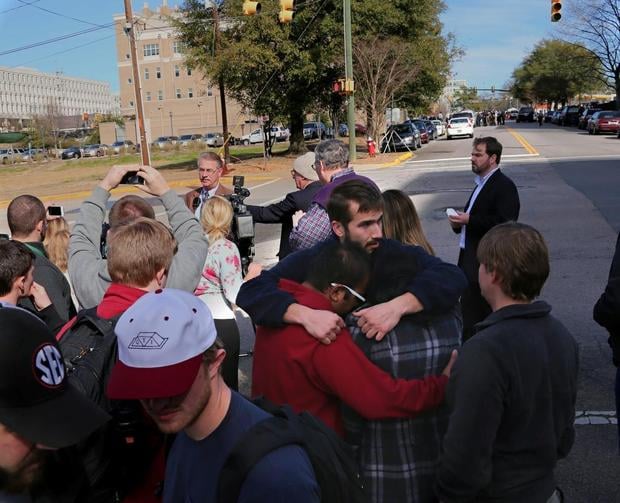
[448,137,520,341]
[237,180,467,344]
[106,289,319,502]
[0,307,109,501]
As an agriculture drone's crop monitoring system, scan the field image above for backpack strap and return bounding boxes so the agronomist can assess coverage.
[217,401,303,503]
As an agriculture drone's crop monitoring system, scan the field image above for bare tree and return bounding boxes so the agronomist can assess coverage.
[561,0,620,107]
[354,37,421,142]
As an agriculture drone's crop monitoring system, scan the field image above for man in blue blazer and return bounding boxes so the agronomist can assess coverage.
[246,152,322,260]
[449,137,520,340]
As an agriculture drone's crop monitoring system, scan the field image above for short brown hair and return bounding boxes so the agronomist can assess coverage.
[0,241,34,295]
[197,151,224,170]
[109,195,155,229]
[7,195,46,237]
[107,218,177,287]
[473,136,503,164]
[477,222,549,301]
[327,180,383,227]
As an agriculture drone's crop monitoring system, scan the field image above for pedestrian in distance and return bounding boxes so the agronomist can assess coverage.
[436,222,578,503]
[538,110,544,127]
[0,307,109,501]
[106,289,321,503]
[246,151,322,260]
[448,136,520,341]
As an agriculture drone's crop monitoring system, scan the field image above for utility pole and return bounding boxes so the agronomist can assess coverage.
[123,0,151,166]
[343,0,356,161]
[211,1,230,164]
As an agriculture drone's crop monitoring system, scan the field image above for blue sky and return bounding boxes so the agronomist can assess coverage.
[0,0,562,94]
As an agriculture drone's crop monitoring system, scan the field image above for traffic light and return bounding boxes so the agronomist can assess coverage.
[332,78,354,95]
[551,0,562,22]
[279,0,294,23]
[242,0,261,15]
[332,79,344,94]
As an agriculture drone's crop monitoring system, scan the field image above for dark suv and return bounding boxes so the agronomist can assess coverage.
[516,107,534,123]
[303,122,327,140]
[559,105,583,127]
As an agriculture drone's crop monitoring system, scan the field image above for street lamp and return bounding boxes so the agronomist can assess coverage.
[169,111,173,136]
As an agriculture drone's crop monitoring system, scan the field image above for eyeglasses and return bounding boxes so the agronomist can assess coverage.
[330,283,366,303]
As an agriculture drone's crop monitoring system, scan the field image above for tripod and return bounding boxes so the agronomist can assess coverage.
[380,128,415,154]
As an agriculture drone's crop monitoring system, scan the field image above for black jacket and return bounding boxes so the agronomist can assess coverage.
[247,181,321,259]
[18,241,76,323]
[437,302,579,503]
[594,232,620,366]
[455,169,520,285]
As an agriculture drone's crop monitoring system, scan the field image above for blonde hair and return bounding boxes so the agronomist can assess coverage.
[200,196,232,243]
[381,190,435,255]
[107,217,177,287]
[44,217,70,272]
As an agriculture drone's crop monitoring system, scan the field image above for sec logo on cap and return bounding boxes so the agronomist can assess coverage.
[34,344,65,387]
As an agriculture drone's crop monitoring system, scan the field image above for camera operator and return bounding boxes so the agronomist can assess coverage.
[246,152,321,260]
[184,152,232,217]
[194,195,261,391]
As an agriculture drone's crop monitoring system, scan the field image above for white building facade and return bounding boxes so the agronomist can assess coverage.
[0,66,116,121]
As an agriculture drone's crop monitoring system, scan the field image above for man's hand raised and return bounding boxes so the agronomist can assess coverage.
[136,165,170,197]
[99,164,134,192]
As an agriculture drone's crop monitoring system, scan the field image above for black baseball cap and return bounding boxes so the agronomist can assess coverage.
[0,306,109,449]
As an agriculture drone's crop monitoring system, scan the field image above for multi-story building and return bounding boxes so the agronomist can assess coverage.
[113,1,249,141]
[0,66,115,130]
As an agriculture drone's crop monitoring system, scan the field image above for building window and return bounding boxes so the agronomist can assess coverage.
[128,77,132,84]
[187,67,192,76]
[207,86,213,97]
[176,88,182,99]
[173,41,184,54]
[158,90,163,101]
[126,53,130,60]
[146,92,151,102]
[174,65,180,77]
[144,68,149,80]
[156,67,161,79]
[143,43,160,57]
[129,100,134,107]
[188,88,193,98]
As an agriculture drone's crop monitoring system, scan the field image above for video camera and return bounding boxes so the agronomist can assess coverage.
[228,175,255,275]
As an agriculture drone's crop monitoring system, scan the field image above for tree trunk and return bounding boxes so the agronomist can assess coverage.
[288,109,306,154]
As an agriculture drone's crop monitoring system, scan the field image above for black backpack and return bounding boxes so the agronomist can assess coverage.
[58,308,154,500]
[217,397,368,503]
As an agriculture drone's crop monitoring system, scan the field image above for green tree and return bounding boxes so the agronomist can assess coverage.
[452,86,480,111]
[510,39,602,106]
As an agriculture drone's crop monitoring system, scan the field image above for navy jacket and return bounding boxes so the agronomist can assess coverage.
[594,231,620,366]
[247,181,321,260]
[454,169,520,285]
[236,238,467,327]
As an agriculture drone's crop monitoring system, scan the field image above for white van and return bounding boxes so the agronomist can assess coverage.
[450,110,476,127]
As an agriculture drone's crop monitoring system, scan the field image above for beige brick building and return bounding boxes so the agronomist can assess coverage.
[113,1,250,141]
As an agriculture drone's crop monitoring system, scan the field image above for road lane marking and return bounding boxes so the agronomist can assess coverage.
[575,410,617,425]
[404,153,539,164]
[505,126,539,155]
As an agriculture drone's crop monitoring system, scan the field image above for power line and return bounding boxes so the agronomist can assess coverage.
[15,34,116,67]
[0,0,40,14]
[0,23,115,57]
[16,0,111,28]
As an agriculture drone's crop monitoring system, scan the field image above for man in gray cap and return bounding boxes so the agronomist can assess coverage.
[0,306,109,500]
[246,152,321,260]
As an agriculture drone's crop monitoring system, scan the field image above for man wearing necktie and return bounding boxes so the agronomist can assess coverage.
[184,151,233,217]
[448,137,520,341]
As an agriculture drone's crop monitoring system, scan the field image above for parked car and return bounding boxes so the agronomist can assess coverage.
[111,140,136,154]
[303,122,327,140]
[558,105,583,127]
[446,117,474,139]
[544,110,555,123]
[431,119,445,136]
[82,144,106,157]
[516,106,535,123]
[269,126,290,142]
[61,147,82,159]
[178,134,203,146]
[578,108,601,130]
[241,128,264,145]
[151,136,173,149]
[505,108,519,120]
[587,110,620,134]
[451,110,476,127]
[410,119,430,143]
[421,119,438,140]
[381,123,421,151]
[203,133,225,147]
[21,148,49,161]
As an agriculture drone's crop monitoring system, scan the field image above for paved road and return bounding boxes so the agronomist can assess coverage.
[2,121,619,501]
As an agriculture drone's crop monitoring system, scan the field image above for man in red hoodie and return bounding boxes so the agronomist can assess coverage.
[252,241,457,436]
[58,207,178,502]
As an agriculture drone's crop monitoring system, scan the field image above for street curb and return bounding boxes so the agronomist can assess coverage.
[353,151,414,171]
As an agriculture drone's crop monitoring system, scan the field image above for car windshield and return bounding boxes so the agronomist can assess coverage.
[303,123,316,128]
[450,118,470,124]
[112,142,123,146]
[156,137,168,141]
[391,125,413,134]
[453,112,473,118]
[180,135,193,140]
[600,111,620,118]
